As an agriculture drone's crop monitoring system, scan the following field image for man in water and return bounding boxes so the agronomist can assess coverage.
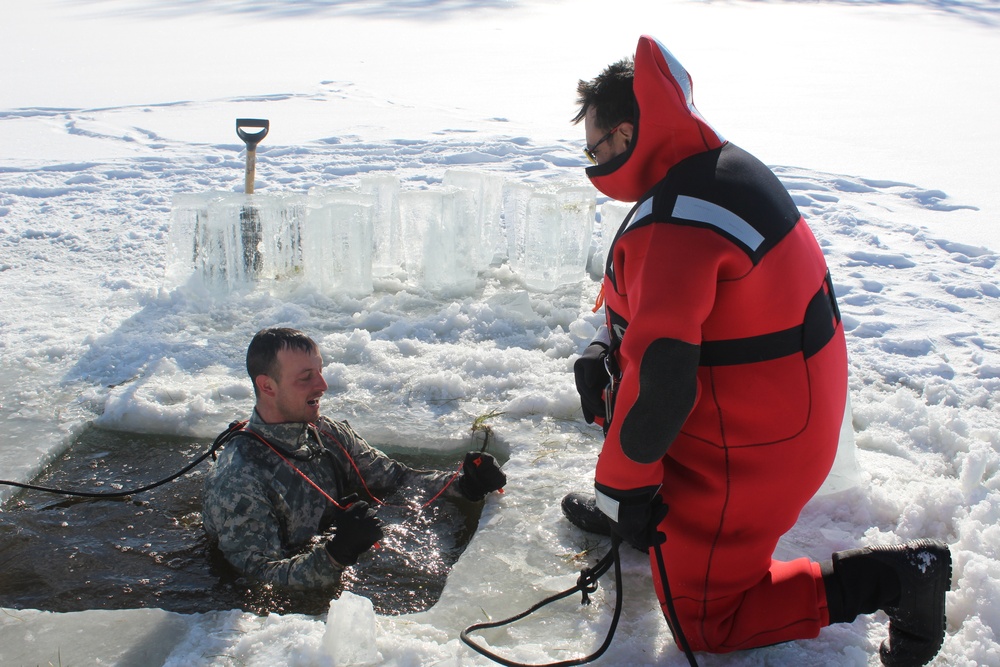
[564,35,950,666]
[203,327,506,589]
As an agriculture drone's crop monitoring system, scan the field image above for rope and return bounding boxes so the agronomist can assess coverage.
[460,536,623,667]
[239,428,350,510]
[317,425,463,510]
[461,536,700,667]
[654,545,699,667]
[0,420,246,499]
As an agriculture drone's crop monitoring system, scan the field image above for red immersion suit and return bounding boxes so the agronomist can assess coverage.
[587,35,849,652]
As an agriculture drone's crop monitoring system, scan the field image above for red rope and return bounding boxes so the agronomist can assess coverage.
[233,424,464,511]
[421,468,462,507]
[318,426,462,509]
[592,283,606,313]
[238,429,349,509]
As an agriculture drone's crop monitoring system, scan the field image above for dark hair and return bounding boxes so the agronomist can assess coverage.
[246,328,318,396]
[572,57,636,130]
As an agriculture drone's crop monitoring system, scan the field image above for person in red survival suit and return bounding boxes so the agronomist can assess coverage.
[561,35,950,666]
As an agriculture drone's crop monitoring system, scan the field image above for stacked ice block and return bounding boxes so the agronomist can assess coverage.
[167,170,608,295]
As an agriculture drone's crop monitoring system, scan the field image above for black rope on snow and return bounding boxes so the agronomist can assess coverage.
[460,536,624,667]
[460,534,700,667]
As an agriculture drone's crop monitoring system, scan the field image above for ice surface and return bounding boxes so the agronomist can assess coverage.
[3,1,999,664]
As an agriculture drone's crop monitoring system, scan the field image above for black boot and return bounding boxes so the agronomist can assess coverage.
[822,539,951,667]
[561,492,611,536]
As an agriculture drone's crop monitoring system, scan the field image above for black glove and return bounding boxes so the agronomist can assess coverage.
[574,342,608,424]
[458,452,506,501]
[325,499,384,566]
[594,484,669,551]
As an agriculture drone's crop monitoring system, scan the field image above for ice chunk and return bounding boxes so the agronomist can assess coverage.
[509,184,596,291]
[168,192,305,292]
[399,187,478,295]
[322,591,379,666]
[303,189,375,296]
[168,173,596,296]
[501,181,533,272]
[592,200,632,278]
[359,175,404,278]
[444,169,506,267]
[166,192,217,288]
[0,608,190,666]
[816,388,862,495]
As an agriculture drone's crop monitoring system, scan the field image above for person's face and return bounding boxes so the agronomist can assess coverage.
[583,107,633,166]
[260,346,328,423]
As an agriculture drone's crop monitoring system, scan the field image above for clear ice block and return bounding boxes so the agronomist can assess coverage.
[303,189,375,296]
[359,174,404,278]
[592,200,632,278]
[168,192,305,292]
[399,187,478,295]
[443,169,506,268]
[509,184,596,291]
[501,181,533,272]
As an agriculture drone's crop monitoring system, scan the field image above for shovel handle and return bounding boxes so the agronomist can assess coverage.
[236,118,269,150]
[237,119,269,195]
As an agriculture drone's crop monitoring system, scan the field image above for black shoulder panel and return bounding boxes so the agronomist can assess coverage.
[622,143,801,264]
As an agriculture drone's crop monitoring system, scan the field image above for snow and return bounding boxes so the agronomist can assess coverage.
[1,0,999,665]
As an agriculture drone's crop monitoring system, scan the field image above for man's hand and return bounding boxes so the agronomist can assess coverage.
[594,484,669,551]
[458,452,506,501]
[325,499,384,566]
[574,342,609,424]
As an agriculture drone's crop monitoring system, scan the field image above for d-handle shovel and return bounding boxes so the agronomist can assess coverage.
[235,119,269,277]
[236,118,269,194]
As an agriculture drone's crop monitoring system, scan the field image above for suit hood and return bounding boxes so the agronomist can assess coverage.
[587,35,725,203]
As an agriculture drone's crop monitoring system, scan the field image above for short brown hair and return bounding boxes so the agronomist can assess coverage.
[572,57,636,130]
[246,328,318,396]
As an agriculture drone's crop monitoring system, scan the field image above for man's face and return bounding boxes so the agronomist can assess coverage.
[267,346,328,423]
[584,107,632,166]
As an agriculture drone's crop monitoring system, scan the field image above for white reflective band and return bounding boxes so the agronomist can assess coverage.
[672,195,764,251]
[655,40,695,109]
[651,37,724,142]
[625,197,654,230]
[594,488,620,523]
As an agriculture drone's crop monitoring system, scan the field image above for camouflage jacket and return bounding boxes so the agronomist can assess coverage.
[202,410,462,590]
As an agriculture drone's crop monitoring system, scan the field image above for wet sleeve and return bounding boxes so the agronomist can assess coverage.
[203,454,345,590]
[324,419,462,502]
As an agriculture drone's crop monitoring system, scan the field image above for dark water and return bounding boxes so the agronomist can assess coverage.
[0,426,484,616]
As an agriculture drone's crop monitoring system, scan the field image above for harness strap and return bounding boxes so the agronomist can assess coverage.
[699,271,841,367]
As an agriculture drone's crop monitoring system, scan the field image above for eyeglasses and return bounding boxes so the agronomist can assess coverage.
[583,124,621,165]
